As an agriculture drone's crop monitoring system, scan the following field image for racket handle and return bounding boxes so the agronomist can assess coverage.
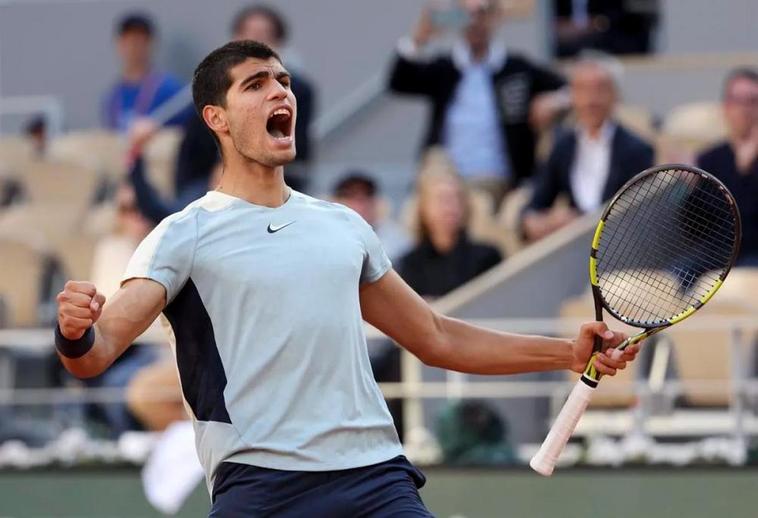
[530,379,595,476]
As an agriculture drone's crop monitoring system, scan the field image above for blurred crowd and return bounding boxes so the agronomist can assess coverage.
[0,0,756,465]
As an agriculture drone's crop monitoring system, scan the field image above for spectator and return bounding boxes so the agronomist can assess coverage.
[128,155,222,226]
[172,113,220,198]
[388,0,568,203]
[103,13,189,132]
[25,116,47,156]
[522,55,654,242]
[126,360,186,432]
[553,0,659,58]
[399,155,502,298]
[0,117,43,206]
[332,172,412,262]
[697,68,758,266]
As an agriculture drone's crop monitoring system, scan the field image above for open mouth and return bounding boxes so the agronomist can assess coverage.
[266,107,293,140]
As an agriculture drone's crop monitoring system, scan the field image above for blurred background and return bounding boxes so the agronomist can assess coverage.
[0,0,757,516]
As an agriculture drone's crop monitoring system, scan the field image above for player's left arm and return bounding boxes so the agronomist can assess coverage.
[359,270,638,375]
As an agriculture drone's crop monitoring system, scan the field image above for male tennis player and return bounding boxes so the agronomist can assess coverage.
[56,41,637,517]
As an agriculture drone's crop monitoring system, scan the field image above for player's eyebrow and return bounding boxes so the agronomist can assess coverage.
[239,69,291,90]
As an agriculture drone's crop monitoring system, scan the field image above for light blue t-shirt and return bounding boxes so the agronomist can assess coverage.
[123,190,402,486]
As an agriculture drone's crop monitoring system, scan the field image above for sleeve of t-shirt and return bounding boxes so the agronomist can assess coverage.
[121,210,197,303]
[346,210,392,284]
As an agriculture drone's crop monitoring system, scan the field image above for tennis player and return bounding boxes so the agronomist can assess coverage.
[56,41,638,517]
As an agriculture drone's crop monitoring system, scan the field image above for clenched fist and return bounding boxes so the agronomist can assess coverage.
[57,281,106,340]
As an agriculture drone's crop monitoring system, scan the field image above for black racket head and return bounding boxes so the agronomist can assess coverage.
[590,164,741,329]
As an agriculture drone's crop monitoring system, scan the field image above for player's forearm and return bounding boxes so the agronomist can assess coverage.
[57,280,164,378]
[58,324,122,379]
[423,315,574,375]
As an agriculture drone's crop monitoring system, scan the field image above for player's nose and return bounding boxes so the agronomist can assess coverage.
[267,81,288,101]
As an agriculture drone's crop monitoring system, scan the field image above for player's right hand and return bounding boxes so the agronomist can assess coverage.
[57,281,106,340]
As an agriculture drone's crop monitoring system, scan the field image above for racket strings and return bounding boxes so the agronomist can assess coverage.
[601,201,728,322]
[599,173,732,323]
[595,168,738,326]
[606,205,731,274]
[607,177,735,265]
[603,171,733,272]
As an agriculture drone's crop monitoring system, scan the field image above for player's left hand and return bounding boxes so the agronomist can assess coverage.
[570,322,639,376]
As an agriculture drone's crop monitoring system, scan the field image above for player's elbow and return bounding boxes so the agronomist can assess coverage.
[60,355,109,380]
[412,313,453,368]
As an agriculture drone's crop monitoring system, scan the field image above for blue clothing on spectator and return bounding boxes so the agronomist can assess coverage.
[103,71,189,131]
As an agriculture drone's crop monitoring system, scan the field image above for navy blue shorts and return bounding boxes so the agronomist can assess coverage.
[209,455,433,517]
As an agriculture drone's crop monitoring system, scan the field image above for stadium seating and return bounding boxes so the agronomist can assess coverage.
[18,160,101,210]
[0,137,36,190]
[48,130,126,181]
[0,236,55,327]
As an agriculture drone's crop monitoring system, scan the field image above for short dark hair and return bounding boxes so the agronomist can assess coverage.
[192,40,281,142]
[116,13,154,37]
[231,5,288,43]
[723,67,758,99]
[333,172,378,198]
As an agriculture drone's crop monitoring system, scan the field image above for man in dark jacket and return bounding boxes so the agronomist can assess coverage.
[388,0,568,201]
[522,56,654,242]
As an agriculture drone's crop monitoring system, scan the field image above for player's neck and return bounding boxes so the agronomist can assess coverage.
[216,160,289,208]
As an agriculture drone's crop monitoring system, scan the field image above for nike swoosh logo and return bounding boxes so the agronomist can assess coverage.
[267,221,296,233]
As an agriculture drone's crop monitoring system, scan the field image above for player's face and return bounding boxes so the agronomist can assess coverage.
[224,57,297,167]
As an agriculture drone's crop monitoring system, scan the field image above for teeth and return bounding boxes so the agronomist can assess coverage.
[269,108,290,119]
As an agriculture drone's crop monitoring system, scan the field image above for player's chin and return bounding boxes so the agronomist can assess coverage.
[264,135,296,163]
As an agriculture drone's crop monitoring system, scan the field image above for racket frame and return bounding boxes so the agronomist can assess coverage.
[531,164,741,476]
[582,164,742,387]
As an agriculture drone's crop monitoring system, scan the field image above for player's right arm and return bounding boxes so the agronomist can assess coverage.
[56,278,165,379]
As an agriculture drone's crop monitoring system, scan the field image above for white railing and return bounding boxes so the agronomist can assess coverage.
[2,316,757,441]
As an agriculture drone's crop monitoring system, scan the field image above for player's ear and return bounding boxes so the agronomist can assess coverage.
[202,105,229,135]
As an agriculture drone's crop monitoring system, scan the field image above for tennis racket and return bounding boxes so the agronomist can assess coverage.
[530,164,742,476]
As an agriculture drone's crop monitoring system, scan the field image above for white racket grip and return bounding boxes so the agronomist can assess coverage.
[530,380,596,476]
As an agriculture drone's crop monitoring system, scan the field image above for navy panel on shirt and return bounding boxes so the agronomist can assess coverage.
[164,277,231,423]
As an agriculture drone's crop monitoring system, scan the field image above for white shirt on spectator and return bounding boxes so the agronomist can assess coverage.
[570,121,615,213]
